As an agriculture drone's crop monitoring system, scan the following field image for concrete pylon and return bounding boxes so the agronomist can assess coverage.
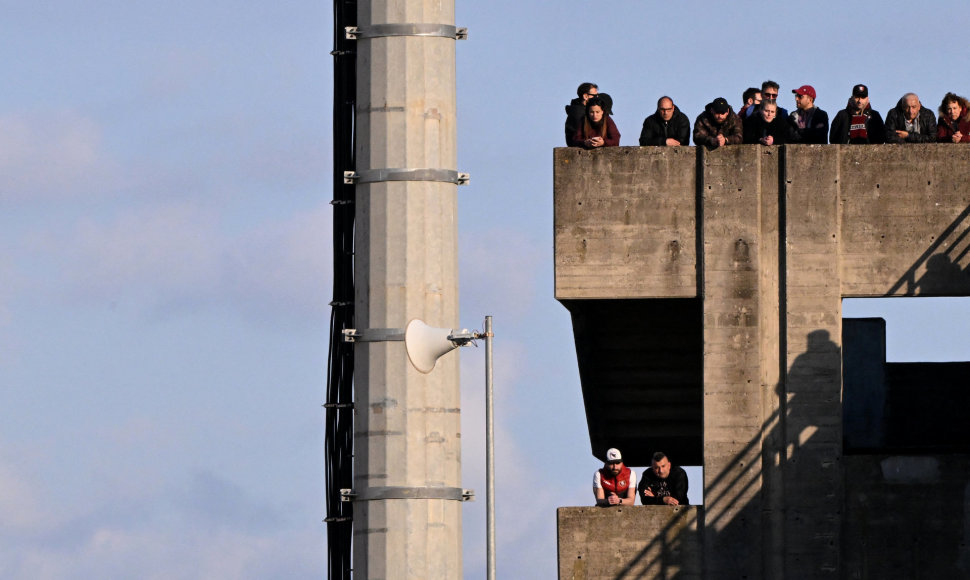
[352,0,462,577]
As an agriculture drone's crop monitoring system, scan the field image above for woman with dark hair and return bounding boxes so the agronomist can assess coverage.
[937,93,970,143]
[570,97,620,148]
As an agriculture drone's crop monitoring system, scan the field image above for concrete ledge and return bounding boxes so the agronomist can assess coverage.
[557,505,701,580]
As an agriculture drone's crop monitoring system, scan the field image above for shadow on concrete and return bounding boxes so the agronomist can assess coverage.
[887,203,970,296]
[588,329,837,579]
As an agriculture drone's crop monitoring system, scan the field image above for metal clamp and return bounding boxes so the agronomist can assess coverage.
[342,328,405,343]
[345,24,468,40]
[341,487,474,502]
[344,169,469,186]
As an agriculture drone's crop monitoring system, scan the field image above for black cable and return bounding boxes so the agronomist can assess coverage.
[326,0,356,577]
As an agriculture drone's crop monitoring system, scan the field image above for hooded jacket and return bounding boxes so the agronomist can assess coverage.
[885,97,938,143]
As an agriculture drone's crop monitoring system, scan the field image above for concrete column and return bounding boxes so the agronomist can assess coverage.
[700,146,764,578]
[781,146,843,578]
[354,0,461,577]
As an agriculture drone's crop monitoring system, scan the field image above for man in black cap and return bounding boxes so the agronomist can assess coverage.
[693,97,743,149]
[789,84,829,144]
[830,84,885,144]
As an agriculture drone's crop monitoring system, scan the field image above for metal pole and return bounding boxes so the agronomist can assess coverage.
[484,315,496,580]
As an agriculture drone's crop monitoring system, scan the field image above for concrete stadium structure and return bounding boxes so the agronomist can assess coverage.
[554,144,970,579]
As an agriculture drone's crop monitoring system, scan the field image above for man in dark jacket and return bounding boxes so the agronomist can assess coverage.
[830,84,886,144]
[639,96,691,146]
[638,451,689,506]
[693,97,743,149]
[565,82,598,146]
[565,82,613,146]
[789,85,829,144]
[885,93,938,143]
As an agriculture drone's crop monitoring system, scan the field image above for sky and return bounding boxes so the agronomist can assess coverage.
[2,0,970,578]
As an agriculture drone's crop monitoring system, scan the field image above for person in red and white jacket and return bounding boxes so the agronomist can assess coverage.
[593,448,636,507]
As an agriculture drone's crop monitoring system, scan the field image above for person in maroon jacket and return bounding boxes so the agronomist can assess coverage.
[571,97,620,149]
[593,448,636,506]
[937,92,970,143]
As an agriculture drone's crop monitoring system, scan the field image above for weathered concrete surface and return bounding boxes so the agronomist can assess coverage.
[554,145,970,580]
[839,145,970,297]
[700,145,766,578]
[782,145,844,578]
[558,506,701,580]
[554,147,697,299]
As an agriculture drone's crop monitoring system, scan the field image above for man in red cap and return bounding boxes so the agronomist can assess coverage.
[790,85,829,144]
[593,448,637,506]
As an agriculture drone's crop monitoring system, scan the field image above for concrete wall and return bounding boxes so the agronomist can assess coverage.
[555,145,970,580]
[554,147,697,299]
[842,455,970,579]
[557,506,701,580]
[555,145,970,302]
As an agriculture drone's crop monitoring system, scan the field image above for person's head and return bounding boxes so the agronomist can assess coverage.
[586,97,606,124]
[604,448,624,475]
[792,85,816,110]
[902,93,921,121]
[761,80,780,101]
[761,100,778,121]
[710,97,730,124]
[742,87,761,106]
[650,452,671,479]
[578,82,599,104]
[940,92,969,121]
[850,84,869,113]
[657,96,675,121]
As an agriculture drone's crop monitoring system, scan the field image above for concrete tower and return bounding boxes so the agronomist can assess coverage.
[351,0,463,577]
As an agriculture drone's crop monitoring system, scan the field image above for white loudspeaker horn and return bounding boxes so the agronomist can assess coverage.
[405,319,459,374]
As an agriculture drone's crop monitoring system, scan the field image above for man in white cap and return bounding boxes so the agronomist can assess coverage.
[593,448,637,507]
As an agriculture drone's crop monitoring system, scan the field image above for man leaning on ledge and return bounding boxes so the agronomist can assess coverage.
[638,452,689,506]
[593,448,636,506]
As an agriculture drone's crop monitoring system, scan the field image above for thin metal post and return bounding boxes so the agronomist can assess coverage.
[484,315,496,580]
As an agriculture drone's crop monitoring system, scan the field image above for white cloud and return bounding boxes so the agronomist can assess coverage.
[18,200,334,329]
[0,112,122,202]
[0,457,324,580]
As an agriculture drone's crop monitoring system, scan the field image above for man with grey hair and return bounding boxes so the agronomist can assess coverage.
[885,92,937,143]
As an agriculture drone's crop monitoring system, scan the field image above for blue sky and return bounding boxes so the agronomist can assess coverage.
[2,1,970,578]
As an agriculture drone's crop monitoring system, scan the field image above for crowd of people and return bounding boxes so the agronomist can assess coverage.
[593,448,689,507]
[565,81,970,149]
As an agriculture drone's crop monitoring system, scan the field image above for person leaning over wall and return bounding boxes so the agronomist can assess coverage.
[593,448,636,506]
[937,92,970,143]
[571,96,620,149]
